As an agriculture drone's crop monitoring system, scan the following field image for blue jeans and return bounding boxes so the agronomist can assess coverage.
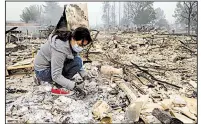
[35,56,84,83]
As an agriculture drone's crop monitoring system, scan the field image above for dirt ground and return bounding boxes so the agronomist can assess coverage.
[6,31,197,123]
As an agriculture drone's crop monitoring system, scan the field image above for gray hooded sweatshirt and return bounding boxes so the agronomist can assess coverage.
[34,34,85,90]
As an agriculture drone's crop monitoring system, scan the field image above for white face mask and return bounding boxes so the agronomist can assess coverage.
[72,43,83,53]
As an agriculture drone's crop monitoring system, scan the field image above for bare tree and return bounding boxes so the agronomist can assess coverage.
[173,2,197,35]
[114,2,116,26]
[119,2,121,26]
[122,2,131,26]
[102,2,111,29]
[110,2,116,27]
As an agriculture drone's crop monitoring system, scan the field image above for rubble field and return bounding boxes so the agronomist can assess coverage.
[6,31,197,123]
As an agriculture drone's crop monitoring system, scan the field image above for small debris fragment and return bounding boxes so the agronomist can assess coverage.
[92,100,111,120]
[182,97,197,116]
[6,88,28,94]
[174,113,195,123]
[188,80,197,88]
[126,101,144,122]
[110,83,117,88]
[109,89,118,95]
[171,95,186,107]
[100,65,123,76]
[100,117,112,124]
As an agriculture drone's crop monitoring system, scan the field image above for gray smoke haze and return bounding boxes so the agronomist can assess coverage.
[6,2,176,27]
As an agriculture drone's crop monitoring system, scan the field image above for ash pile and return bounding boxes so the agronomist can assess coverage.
[6,30,197,123]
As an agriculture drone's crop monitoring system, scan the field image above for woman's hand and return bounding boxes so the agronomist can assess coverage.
[73,82,86,99]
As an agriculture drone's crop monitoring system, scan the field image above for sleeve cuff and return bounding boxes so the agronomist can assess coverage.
[68,80,76,90]
[79,70,87,78]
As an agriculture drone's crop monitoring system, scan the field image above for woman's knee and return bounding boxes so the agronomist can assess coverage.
[74,56,83,69]
[35,69,52,82]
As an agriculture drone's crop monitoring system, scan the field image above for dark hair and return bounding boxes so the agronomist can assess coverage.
[72,27,92,45]
[54,30,72,41]
[53,27,92,45]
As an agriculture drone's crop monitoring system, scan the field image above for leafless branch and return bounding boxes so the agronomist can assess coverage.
[130,62,182,89]
[180,14,189,19]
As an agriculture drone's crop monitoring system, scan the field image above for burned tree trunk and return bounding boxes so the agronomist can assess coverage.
[187,17,190,35]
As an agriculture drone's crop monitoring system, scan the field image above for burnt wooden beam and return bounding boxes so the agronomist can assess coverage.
[5,27,18,34]
[152,108,183,124]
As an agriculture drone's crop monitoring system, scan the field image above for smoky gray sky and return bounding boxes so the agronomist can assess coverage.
[6,2,177,26]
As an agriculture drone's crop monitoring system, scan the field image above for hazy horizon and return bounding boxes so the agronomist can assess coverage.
[6,2,177,27]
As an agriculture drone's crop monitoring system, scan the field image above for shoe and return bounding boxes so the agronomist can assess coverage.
[51,88,74,96]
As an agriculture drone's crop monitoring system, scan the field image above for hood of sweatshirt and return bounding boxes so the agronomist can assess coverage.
[48,34,74,59]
